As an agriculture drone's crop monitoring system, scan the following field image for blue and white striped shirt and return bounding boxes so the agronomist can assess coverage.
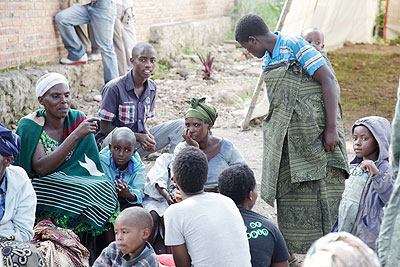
[262,32,326,76]
[0,174,7,221]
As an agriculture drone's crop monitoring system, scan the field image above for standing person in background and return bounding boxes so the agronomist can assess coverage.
[75,0,137,75]
[55,0,118,84]
[235,14,349,258]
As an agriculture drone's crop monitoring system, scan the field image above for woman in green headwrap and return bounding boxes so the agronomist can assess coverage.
[173,97,246,192]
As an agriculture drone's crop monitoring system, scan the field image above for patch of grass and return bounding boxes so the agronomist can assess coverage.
[329,51,400,129]
[152,57,172,79]
[226,0,284,41]
[0,61,52,72]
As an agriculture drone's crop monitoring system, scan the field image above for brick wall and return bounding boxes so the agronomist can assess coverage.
[0,0,234,69]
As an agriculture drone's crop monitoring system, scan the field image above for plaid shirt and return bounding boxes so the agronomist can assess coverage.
[0,174,7,221]
[262,31,326,76]
[93,241,160,267]
[97,69,156,133]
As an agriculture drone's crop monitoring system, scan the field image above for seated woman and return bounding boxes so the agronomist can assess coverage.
[175,97,246,191]
[14,73,118,252]
[143,97,246,247]
[0,123,46,266]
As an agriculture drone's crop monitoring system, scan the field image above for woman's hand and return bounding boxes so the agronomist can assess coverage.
[136,133,156,152]
[73,117,100,139]
[360,160,379,176]
[323,126,339,152]
[182,128,199,148]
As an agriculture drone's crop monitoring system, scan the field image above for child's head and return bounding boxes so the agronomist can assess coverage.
[172,146,208,194]
[114,207,153,259]
[218,165,257,208]
[109,127,136,170]
[130,42,156,79]
[301,27,325,51]
[351,116,391,162]
[235,14,270,58]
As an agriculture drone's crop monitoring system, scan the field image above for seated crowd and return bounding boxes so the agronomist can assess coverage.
[1,13,400,267]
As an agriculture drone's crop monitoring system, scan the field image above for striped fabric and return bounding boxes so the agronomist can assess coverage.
[260,61,349,253]
[262,32,325,76]
[32,171,118,230]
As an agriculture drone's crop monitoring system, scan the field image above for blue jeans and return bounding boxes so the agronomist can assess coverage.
[55,0,118,83]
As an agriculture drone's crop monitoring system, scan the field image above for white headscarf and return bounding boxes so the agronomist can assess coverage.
[36,73,69,97]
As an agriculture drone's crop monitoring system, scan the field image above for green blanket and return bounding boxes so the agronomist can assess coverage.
[15,109,118,230]
[260,61,349,206]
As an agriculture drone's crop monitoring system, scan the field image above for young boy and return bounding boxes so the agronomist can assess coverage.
[300,27,325,51]
[235,14,349,254]
[100,127,146,210]
[93,207,160,266]
[301,27,341,98]
[96,42,185,155]
[218,165,290,267]
[164,146,251,267]
[338,116,394,250]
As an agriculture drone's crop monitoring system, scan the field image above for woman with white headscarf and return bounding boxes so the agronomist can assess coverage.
[14,73,118,262]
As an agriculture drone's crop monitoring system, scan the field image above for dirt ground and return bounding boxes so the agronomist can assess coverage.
[74,41,399,265]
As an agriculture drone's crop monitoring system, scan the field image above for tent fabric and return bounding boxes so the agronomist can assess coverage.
[385,0,400,40]
[280,0,379,51]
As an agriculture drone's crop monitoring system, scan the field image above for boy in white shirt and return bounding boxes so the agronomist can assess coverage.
[164,146,251,267]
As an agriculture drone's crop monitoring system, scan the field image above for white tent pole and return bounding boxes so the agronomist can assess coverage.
[241,0,292,130]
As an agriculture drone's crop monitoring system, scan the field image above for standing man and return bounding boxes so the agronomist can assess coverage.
[55,0,119,84]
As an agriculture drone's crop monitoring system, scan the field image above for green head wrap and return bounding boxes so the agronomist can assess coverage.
[185,97,218,124]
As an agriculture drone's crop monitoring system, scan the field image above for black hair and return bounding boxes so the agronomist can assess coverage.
[218,165,256,206]
[235,14,270,43]
[131,42,155,58]
[173,146,208,194]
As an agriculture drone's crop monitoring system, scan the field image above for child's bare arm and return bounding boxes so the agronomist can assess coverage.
[312,65,339,152]
[171,244,191,267]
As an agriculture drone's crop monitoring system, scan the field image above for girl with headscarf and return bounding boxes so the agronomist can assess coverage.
[0,123,46,266]
[14,73,118,261]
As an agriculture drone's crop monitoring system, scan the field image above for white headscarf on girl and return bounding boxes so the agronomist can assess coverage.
[36,73,69,97]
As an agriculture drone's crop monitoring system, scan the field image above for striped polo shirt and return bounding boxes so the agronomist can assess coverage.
[262,31,326,76]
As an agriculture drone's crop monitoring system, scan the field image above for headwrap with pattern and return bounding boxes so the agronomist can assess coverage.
[185,97,218,124]
[303,232,380,267]
[0,123,20,159]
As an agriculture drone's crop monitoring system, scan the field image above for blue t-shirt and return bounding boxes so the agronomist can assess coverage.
[262,32,326,76]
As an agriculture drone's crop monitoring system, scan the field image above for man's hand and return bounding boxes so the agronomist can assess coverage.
[136,133,156,152]
[182,128,199,148]
[323,126,339,152]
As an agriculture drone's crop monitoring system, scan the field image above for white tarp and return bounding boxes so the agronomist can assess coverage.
[385,0,400,39]
[280,0,379,51]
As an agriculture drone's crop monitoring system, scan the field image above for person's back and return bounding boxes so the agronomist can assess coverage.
[219,165,289,267]
[165,192,250,267]
[164,146,251,267]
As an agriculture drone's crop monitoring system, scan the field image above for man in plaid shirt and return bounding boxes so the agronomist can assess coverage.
[96,42,185,155]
